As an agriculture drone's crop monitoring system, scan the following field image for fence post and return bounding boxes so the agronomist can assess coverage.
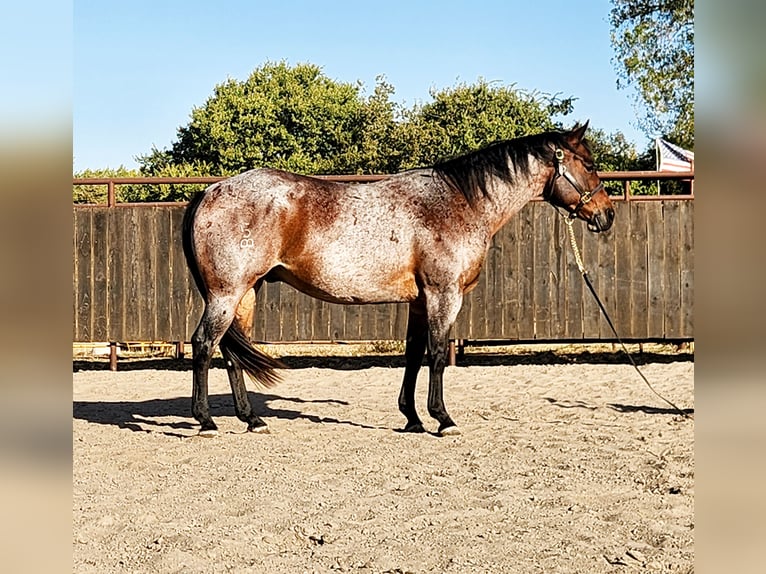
[107,180,116,207]
[109,342,118,371]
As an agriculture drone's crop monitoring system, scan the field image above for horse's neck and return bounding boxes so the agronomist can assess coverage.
[482,159,551,234]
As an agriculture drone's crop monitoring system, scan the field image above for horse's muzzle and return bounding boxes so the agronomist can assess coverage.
[588,207,615,233]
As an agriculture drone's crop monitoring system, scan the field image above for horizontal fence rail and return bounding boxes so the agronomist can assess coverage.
[73,171,694,206]
[73,173,693,349]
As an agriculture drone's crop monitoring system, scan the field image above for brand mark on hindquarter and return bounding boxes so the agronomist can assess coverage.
[240,224,254,248]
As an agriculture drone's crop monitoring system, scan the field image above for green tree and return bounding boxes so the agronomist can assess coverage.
[127,61,651,201]
[139,61,384,176]
[586,128,661,195]
[138,63,581,179]
[397,80,574,168]
[609,0,694,147]
[73,166,140,203]
[74,163,216,203]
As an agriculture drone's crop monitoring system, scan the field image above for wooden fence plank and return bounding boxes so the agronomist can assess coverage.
[169,207,190,341]
[530,209,551,339]
[327,301,345,340]
[73,201,693,345]
[72,209,82,341]
[680,201,694,338]
[501,215,521,340]
[123,209,141,339]
[344,302,362,340]
[279,284,298,341]
[75,208,93,341]
[296,290,314,341]
[581,216,601,339]
[262,281,282,341]
[532,207,552,339]
[154,207,173,340]
[373,302,393,341]
[595,216,616,340]
[487,232,504,338]
[629,202,649,339]
[549,212,567,338]
[662,202,682,338]
[645,203,665,337]
[139,208,158,339]
[313,299,331,341]
[107,209,126,341]
[91,209,109,341]
[613,202,633,339]
[563,216,584,338]
[517,206,536,339]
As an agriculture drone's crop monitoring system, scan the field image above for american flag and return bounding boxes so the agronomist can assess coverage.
[656,138,694,172]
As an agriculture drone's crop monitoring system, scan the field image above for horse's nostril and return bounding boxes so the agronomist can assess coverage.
[593,208,615,232]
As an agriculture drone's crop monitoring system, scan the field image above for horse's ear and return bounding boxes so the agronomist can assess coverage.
[567,121,589,144]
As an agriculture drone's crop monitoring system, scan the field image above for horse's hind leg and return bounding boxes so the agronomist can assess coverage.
[398,301,428,433]
[222,286,269,433]
[191,295,240,436]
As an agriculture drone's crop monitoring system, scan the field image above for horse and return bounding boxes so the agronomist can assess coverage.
[182,122,614,437]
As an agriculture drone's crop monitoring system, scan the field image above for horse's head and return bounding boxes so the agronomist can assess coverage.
[545,122,614,232]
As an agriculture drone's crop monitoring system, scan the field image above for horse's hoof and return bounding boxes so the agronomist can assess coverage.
[248,424,270,434]
[198,428,219,438]
[439,425,461,437]
[402,423,426,434]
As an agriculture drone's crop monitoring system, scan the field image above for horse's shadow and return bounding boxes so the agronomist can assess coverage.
[73,351,693,435]
[72,392,382,437]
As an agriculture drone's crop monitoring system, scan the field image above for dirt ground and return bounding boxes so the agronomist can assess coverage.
[73,346,694,573]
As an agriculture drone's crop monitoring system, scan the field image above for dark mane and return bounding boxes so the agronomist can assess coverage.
[432,128,589,207]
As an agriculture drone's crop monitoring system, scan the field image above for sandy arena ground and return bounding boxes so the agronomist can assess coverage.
[73,346,694,573]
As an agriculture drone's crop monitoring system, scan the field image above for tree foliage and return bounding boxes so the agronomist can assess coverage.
[139,62,581,181]
[73,166,138,204]
[140,62,372,176]
[77,61,652,202]
[609,0,694,147]
[395,80,574,169]
[73,163,211,203]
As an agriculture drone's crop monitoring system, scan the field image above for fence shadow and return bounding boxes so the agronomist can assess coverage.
[73,349,693,373]
[543,396,694,417]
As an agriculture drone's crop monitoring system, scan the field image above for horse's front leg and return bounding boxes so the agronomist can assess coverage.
[398,301,428,433]
[425,287,464,436]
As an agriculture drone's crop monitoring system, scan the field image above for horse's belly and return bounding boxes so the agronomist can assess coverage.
[272,260,419,305]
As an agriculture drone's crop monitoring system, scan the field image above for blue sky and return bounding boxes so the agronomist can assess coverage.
[73,0,647,172]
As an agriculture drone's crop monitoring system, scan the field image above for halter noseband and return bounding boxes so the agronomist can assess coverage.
[552,147,604,219]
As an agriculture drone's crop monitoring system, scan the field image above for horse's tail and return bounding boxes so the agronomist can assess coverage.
[220,325,283,388]
[181,188,209,299]
[182,187,284,388]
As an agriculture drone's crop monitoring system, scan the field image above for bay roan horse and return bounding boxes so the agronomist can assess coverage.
[182,122,614,437]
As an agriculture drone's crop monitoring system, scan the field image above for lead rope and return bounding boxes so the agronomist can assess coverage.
[563,218,690,418]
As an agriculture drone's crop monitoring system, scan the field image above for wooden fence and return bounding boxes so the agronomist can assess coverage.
[73,198,693,346]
